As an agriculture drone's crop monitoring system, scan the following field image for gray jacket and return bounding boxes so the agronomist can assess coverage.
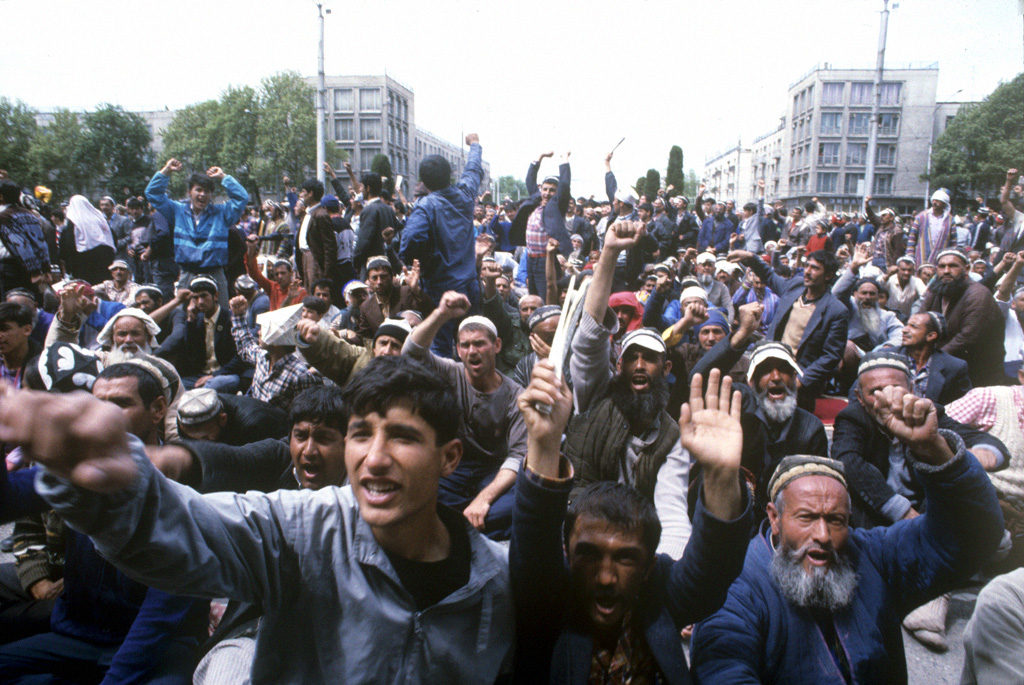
[37,442,514,684]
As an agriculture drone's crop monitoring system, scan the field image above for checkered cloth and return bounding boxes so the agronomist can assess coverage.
[231,314,323,409]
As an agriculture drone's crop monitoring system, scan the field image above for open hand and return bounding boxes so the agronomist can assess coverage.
[679,369,742,477]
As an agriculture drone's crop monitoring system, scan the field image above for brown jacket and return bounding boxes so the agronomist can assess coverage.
[922,279,1005,386]
[355,284,433,340]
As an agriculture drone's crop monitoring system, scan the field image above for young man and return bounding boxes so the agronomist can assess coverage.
[508,150,572,297]
[3,356,515,682]
[403,291,526,538]
[898,311,972,405]
[244,236,308,310]
[93,258,140,305]
[0,302,40,389]
[145,159,248,311]
[512,360,752,682]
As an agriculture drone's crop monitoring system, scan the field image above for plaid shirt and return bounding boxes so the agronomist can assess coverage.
[231,314,323,409]
[525,206,547,257]
[946,386,1024,434]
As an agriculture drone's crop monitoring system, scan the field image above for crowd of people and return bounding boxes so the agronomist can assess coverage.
[0,140,1021,683]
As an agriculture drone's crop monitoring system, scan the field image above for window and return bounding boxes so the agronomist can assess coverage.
[359,88,381,111]
[817,173,838,193]
[850,82,873,105]
[873,174,893,195]
[360,118,381,141]
[333,88,353,111]
[820,112,842,135]
[877,144,896,166]
[849,113,870,135]
[334,118,354,141]
[844,173,865,195]
[846,143,867,165]
[822,82,844,105]
[792,95,800,118]
[879,82,902,105]
[360,147,381,170]
[818,143,840,166]
[878,113,899,136]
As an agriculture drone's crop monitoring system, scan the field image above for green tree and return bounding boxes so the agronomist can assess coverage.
[27,108,89,201]
[79,104,153,196]
[255,71,317,190]
[0,98,38,184]
[927,72,1024,201]
[666,146,685,197]
[644,169,661,199]
[635,176,646,198]
[497,175,527,201]
[371,153,394,194]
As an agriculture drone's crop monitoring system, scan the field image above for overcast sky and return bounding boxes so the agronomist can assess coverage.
[3,0,1021,196]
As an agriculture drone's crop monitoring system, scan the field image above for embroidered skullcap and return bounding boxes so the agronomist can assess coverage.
[768,455,847,502]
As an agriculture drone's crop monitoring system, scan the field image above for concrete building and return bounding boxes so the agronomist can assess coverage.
[702,143,753,206]
[703,63,969,215]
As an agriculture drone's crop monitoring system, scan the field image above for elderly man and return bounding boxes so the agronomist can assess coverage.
[906,189,955,266]
[921,248,1006,386]
[94,258,140,305]
[729,247,849,410]
[833,349,1007,528]
[46,285,161,365]
[886,256,926,321]
[567,220,695,559]
[692,397,1004,685]
[692,306,828,518]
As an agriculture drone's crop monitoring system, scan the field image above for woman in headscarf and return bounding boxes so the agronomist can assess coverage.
[59,195,115,284]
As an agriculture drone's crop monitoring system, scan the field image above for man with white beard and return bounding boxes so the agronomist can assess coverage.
[690,303,827,519]
[833,244,902,354]
[692,397,1004,683]
[45,285,162,366]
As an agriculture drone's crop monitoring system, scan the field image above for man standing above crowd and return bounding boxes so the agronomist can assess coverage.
[352,174,396,277]
[509,150,572,297]
[907,189,955,267]
[146,159,248,311]
[865,196,906,269]
[98,195,133,261]
[921,248,1005,386]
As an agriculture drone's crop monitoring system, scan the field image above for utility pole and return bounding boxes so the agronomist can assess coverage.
[315,2,328,184]
[864,0,890,205]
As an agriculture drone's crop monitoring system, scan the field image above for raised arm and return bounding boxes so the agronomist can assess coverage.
[457,134,484,201]
[404,290,470,356]
[1001,168,1018,220]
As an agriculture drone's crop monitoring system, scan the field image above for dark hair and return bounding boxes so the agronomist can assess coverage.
[301,295,329,315]
[361,173,382,197]
[638,202,653,214]
[300,179,325,202]
[187,173,214,193]
[419,155,451,191]
[341,355,461,444]
[0,180,21,205]
[189,278,218,297]
[806,249,839,276]
[563,482,661,561]
[4,288,38,306]
[0,302,33,327]
[743,202,757,213]
[804,200,818,214]
[289,385,348,433]
[311,278,334,294]
[125,197,144,210]
[97,363,163,407]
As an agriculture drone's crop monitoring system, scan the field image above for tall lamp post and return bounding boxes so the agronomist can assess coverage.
[315,2,329,184]
[864,0,891,206]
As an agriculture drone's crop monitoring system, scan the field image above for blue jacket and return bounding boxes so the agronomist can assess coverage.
[1,466,206,683]
[691,434,1003,684]
[400,142,483,301]
[745,257,849,394]
[697,215,736,252]
[145,172,248,269]
[511,467,752,684]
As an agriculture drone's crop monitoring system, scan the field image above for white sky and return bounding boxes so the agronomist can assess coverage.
[2,0,1021,196]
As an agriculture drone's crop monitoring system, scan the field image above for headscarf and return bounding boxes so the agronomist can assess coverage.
[65,195,114,252]
[608,291,644,332]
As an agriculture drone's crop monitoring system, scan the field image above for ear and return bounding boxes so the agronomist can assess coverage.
[662,359,672,376]
[439,438,462,478]
[150,395,168,424]
[493,335,502,353]
[766,500,781,537]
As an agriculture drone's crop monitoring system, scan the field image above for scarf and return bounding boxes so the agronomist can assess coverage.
[66,195,115,252]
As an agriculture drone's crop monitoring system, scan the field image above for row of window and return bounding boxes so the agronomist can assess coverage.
[816,142,896,166]
[333,88,381,112]
[822,81,902,106]
[820,111,900,136]
[789,172,893,195]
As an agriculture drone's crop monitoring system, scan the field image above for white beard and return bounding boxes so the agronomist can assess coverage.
[106,340,153,364]
[858,306,883,339]
[698,273,713,287]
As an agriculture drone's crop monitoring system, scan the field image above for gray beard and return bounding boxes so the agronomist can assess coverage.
[107,341,153,364]
[698,273,713,287]
[755,386,798,423]
[770,540,858,612]
[858,306,883,339]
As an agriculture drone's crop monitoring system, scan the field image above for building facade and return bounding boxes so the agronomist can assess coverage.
[703,64,968,215]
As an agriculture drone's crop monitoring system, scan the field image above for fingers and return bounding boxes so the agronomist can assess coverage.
[688,373,705,414]
[730,389,742,423]
[718,373,733,414]
[705,368,722,413]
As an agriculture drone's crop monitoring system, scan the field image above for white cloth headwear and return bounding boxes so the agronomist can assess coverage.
[65,195,115,253]
[930,189,951,207]
[96,308,162,348]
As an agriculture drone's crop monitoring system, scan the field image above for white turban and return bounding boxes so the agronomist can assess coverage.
[96,308,161,348]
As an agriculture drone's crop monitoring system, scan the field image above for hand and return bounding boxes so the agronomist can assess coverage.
[1008,168,1019,182]
[206,166,226,180]
[811,196,819,204]
[475,237,492,261]
[726,249,754,263]
[561,150,571,161]
[463,495,490,531]
[161,159,182,175]
[678,369,743,511]
[736,302,763,334]
[228,295,248,317]
[323,161,336,178]
[145,445,195,482]
[546,237,560,255]
[757,179,765,189]
[406,259,421,291]
[851,242,872,269]
[58,283,85,321]
[186,296,199,322]
[871,387,951,463]
[666,184,675,192]
[605,151,614,164]
[282,174,291,185]
[680,301,708,328]
[437,291,471,320]
[480,261,502,282]
[699,183,706,192]
[287,280,300,298]
[246,235,259,257]
[538,151,553,162]
[295,317,321,344]
[655,271,672,293]
[0,385,136,492]
[465,132,479,146]
[902,508,921,520]
[518,360,573,455]
[603,220,645,252]
[729,233,739,245]
[864,195,872,205]
[529,332,552,358]
[381,226,395,242]
[127,248,136,258]
[29,578,64,601]
[194,375,213,388]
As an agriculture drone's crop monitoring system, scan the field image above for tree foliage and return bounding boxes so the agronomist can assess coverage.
[497,175,527,201]
[0,98,38,184]
[27,109,89,202]
[78,105,153,196]
[370,153,394,194]
[644,169,661,199]
[255,72,318,190]
[927,72,1024,201]
[666,146,685,197]
[635,176,647,198]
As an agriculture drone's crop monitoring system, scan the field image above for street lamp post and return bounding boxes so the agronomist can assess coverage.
[315,2,328,184]
[864,0,891,206]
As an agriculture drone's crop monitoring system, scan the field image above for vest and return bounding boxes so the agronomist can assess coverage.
[565,396,680,502]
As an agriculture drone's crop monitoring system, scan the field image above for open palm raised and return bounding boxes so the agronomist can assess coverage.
[678,369,743,474]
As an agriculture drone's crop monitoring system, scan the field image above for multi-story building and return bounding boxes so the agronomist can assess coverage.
[702,143,753,205]
[703,63,969,215]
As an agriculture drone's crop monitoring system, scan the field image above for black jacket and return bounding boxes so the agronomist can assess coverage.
[156,307,246,379]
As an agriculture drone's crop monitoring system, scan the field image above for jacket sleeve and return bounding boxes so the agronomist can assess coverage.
[542,164,573,256]
[744,254,788,300]
[940,288,990,358]
[798,301,848,389]
[569,311,613,414]
[219,175,249,226]
[605,171,617,204]
[905,214,922,256]
[457,143,483,202]
[398,203,430,267]
[36,442,305,605]
[832,407,908,522]
[297,327,369,386]
[0,466,50,523]
[480,293,513,355]
[525,162,539,196]
[185,437,293,493]
[690,572,766,684]
[689,336,746,386]
[353,206,381,274]
[642,289,668,328]
[244,251,275,296]
[859,431,1003,615]
[653,442,692,559]
[144,172,179,225]
[309,213,336,273]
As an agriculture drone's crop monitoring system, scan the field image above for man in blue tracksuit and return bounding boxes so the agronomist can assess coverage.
[145,159,249,311]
